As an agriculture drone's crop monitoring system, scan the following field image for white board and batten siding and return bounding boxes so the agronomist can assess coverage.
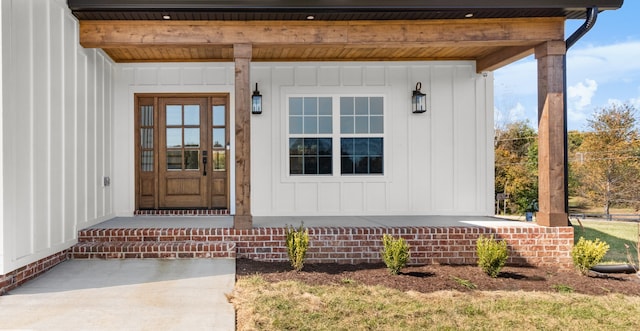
[0,0,114,273]
[112,63,236,216]
[251,63,494,216]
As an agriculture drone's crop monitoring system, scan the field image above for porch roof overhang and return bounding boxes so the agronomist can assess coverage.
[70,0,623,72]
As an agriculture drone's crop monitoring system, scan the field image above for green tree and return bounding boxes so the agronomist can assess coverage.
[574,103,640,216]
[494,121,538,214]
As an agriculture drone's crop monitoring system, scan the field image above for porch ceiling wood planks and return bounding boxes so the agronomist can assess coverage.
[78,18,564,71]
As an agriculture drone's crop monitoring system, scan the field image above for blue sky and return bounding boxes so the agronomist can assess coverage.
[494,2,640,131]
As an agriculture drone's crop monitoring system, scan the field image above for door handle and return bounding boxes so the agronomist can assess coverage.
[202,151,208,176]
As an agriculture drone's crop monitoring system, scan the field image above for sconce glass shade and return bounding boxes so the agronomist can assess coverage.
[252,83,262,114]
[412,82,427,113]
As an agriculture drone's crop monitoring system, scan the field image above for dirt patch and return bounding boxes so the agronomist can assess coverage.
[237,259,640,296]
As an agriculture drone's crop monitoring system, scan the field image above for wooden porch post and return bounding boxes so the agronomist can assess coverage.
[234,43,253,229]
[535,41,567,227]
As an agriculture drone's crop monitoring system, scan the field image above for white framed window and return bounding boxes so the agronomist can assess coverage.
[287,95,384,176]
[288,97,333,175]
[339,97,384,175]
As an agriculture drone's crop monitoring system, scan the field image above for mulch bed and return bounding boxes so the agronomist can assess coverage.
[236,259,640,296]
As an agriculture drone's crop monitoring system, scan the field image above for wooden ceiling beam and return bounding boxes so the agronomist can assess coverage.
[476,45,535,73]
[79,17,564,49]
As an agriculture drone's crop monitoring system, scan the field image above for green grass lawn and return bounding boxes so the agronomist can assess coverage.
[570,219,640,263]
[233,219,640,330]
[233,277,640,331]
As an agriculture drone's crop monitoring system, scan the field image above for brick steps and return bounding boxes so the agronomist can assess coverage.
[73,228,236,259]
[71,241,236,259]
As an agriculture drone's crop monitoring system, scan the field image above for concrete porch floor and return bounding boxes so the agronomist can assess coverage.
[89,215,537,229]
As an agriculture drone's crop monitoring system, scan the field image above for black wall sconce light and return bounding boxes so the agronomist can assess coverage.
[412,82,427,113]
[252,83,262,115]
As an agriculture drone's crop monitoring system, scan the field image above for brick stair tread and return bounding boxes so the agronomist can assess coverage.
[77,228,234,243]
[71,241,236,259]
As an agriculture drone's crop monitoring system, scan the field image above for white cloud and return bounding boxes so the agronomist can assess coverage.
[567,41,640,85]
[566,79,598,128]
[568,79,598,110]
[508,102,526,122]
[494,40,640,130]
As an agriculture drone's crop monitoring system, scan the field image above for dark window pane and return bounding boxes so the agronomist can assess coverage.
[341,156,354,174]
[355,97,369,115]
[289,138,303,155]
[318,157,332,174]
[318,138,332,156]
[304,156,318,174]
[304,138,318,155]
[184,150,199,170]
[341,138,354,156]
[290,157,303,174]
[340,97,354,115]
[355,156,369,173]
[304,97,317,115]
[370,156,383,174]
[289,97,303,115]
[340,138,384,175]
[369,138,383,155]
[354,139,369,155]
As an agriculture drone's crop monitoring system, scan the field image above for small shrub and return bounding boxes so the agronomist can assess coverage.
[571,237,609,275]
[381,234,410,275]
[286,224,309,272]
[451,276,477,290]
[476,234,509,278]
[552,284,574,293]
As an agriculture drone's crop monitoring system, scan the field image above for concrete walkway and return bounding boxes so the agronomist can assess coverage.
[0,259,235,331]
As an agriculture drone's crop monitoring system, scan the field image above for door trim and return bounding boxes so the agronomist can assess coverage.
[134,93,230,210]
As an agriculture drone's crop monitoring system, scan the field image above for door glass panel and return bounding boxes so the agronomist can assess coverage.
[167,150,182,170]
[184,105,200,125]
[141,150,153,172]
[184,128,200,147]
[212,151,226,171]
[141,128,153,148]
[213,105,225,126]
[166,105,182,125]
[184,150,199,170]
[141,105,153,126]
[166,128,182,147]
[212,128,225,148]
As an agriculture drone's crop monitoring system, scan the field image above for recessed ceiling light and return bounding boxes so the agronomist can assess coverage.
[162,15,171,20]
[306,15,315,20]
[464,13,474,18]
